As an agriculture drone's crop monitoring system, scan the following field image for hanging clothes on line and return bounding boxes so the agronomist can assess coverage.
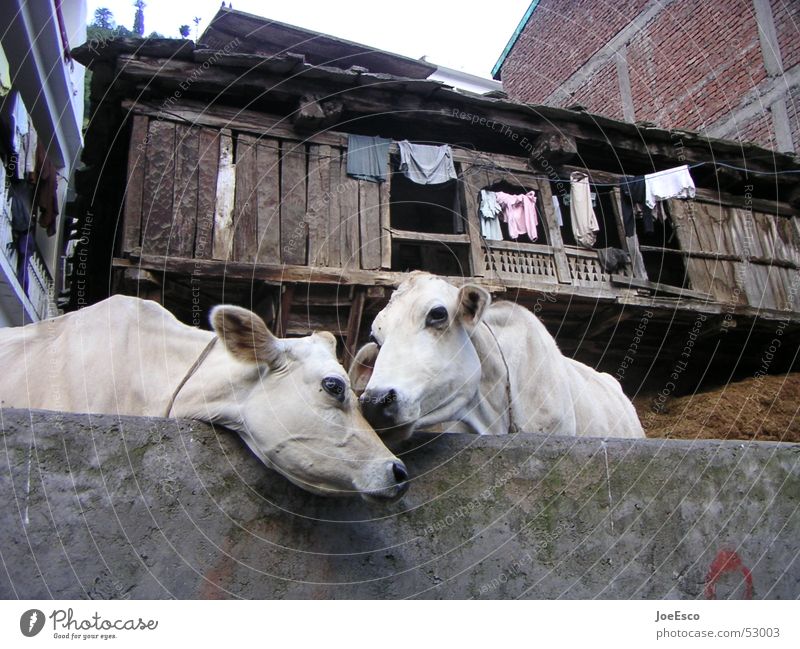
[495,190,538,241]
[569,171,599,248]
[479,190,503,240]
[33,141,59,236]
[551,195,564,227]
[346,134,391,183]
[644,164,695,208]
[397,140,457,185]
[622,175,654,234]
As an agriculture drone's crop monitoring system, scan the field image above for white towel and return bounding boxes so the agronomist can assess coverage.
[644,164,695,208]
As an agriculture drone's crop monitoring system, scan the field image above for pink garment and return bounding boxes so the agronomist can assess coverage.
[494,191,538,240]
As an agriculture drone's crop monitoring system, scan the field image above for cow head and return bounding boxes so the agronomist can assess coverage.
[350,273,490,444]
[207,306,409,502]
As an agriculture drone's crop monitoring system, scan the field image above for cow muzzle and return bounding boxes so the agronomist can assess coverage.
[362,459,409,503]
[360,388,401,429]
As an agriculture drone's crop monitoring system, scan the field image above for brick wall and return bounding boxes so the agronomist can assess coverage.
[500,0,649,102]
[499,0,798,151]
[771,0,800,72]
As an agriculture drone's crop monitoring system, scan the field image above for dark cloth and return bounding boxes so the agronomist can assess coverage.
[624,176,654,234]
[33,142,58,235]
[346,134,391,183]
[619,176,636,237]
[15,229,35,291]
[597,247,630,274]
[9,179,33,232]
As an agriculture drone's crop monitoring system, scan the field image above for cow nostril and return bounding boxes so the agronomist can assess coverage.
[391,460,408,484]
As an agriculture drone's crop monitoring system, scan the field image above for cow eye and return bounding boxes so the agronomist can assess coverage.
[426,306,448,326]
[321,376,346,401]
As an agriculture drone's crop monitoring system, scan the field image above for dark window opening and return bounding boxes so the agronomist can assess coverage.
[391,241,470,276]
[484,179,548,245]
[636,202,690,288]
[389,173,464,234]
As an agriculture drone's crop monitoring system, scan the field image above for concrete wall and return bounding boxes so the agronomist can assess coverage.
[0,409,797,599]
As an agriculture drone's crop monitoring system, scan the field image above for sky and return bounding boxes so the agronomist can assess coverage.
[86,0,531,79]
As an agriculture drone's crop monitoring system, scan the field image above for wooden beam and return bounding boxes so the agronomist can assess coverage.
[277,284,295,337]
[343,288,366,370]
[388,228,471,245]
[610,274,713,301]
[122,114,148,254]
[115,254,509,292]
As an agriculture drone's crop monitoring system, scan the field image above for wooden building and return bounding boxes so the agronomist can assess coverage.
[71,9,800,391]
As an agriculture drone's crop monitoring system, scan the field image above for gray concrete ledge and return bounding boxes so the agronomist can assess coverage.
[1,409,797,599]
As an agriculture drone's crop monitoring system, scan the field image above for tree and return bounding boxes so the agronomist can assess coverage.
[93,7,114,30]
[193,16,202,41]
[179,24,191,38]
[133,0,145,36]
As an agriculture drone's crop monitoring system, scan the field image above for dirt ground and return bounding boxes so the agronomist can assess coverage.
[635,373,800,443]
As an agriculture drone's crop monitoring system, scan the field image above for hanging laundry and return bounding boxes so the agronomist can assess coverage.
[479,189,503,240]
[618,176,636,237]
[596,247,630,274]
[0,46,11,96]
[346,134,391,183]
[569,171,599,248]
[644,164,695,208]
[397,140,457,185]
[33,142,59,236]
[24,124,37,178]
[623,175,654,234]
[551,195,563,227]
[495,190,538,241]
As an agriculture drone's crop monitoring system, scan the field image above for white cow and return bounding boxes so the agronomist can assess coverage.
[0,295,409,501]
[351,272,644,443]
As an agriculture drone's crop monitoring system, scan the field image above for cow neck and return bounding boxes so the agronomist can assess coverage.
[465,322,514,435]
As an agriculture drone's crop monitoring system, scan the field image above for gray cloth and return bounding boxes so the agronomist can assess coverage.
[346,134,391,183]
[397,140,457,185]
[596,247,630,274]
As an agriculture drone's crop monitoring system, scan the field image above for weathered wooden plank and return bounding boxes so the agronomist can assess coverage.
[344,288,366,370]
[277,283,295,337]
[339,165,360,270]
[358,180,381,270]
[122,114,148,253]
[460,165,487,277]
[195,128,219,259]
[233,133,259,262]
[327,148,344,267]
[379,173,391,270]
[307,144,331,266]
[212,131,236,260]
[170,124,200,258]
[280,142,307,265]
[255,139,281,264]
[670,199,716,298]
[141,119,176,256]
[389,228,471,244]
[536,179,571,284]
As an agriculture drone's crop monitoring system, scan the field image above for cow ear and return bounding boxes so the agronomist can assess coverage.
[314,331,339,358]
[349,342,378,396]
[457,284,491,325]
[210,305,284,369]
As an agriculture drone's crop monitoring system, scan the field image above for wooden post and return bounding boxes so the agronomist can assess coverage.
[277,283,295,337]
[343,287,366,370]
